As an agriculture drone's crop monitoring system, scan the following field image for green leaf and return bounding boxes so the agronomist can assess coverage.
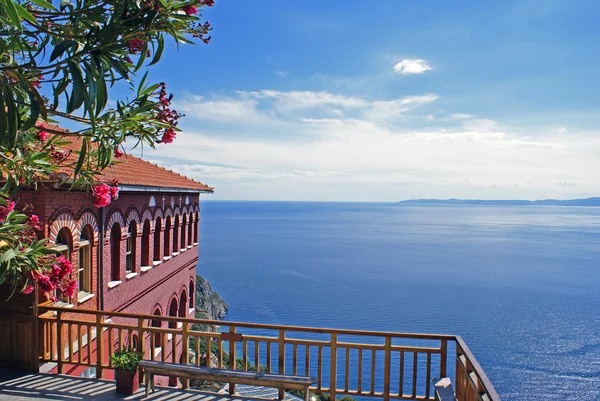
[28,0,57,10]
[49,40,78,62]
[148,34,164,66]
[20,91,40,132]
[74,138,87,176]
[59,0,73,12]
[0,249,16,263]
[1,0,22,30]
[106,57,130,81]
[13,2,37,25]
[66,60,85,112]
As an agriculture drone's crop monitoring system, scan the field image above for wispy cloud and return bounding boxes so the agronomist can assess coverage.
[393,59,432,75]
[274,70,289,78]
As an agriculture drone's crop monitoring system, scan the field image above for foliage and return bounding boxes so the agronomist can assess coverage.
[110,346,143,371]
[0,0,213,297]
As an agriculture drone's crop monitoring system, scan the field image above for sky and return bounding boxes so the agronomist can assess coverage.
[135,0,600,201]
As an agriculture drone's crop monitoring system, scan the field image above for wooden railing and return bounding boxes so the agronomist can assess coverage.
[38,306,500,401]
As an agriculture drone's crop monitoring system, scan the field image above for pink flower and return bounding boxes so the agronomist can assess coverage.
[63,280,77,298]
[21,285,34,295]
[183,5,197,15]
[114,148,124,158]
[126,38,145,54]
[37,130,48,141]
[160,128,176,144]
[110,186,119,200]
[92,184,112,208]
[35,273,56,293]
[57,256,72,279]
[28,214,44,231]
[0,201,15,223]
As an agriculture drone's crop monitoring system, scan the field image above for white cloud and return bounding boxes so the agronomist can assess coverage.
[274,70,289,78]
[157,89,600,201]
[393,59,432,75]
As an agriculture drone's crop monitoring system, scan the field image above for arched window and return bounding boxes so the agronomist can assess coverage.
[151,309,162,349]
[163,217,171,257]
[77,226,93,296]
[153,217,162,262]
[126,221,136,274]
[173,215,180,254]
[189,280,194,309]
[168,298,178,329]
[181,214,187,250]
[141,220,151,267]
[187,216,193,246]
[194,212,199,243]
[178,290,187,318]
[54,228,73,303]
[54,228,72,260]
[110,223,121,281]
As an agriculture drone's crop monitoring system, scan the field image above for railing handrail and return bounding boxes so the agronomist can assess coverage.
[455,336,501,401]
[39,305,456,341]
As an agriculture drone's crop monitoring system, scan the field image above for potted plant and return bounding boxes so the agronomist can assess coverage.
[110,347,143,395]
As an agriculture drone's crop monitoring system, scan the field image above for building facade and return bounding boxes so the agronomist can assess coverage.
[12,138,213,383]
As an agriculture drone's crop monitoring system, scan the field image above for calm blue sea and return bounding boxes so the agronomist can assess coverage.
[196,201,600,401]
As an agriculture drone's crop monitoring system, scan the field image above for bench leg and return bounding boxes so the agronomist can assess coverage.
[304,386,310,401]
[229,383,236,396]
[145,371,150,397]
[278,388,284,400]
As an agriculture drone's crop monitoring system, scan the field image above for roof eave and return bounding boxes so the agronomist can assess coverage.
[118,184,214,194]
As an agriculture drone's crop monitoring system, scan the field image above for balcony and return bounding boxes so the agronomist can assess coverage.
[38,306,499,401]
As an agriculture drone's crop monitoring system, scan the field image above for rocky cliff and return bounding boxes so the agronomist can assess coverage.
[194,275,228,320]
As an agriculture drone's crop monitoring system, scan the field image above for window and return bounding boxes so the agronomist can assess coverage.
[163,217,171,257]
[141,220,151,266]
[126,222,136,274]
[151,309,162,351]
[154,218,162,262]
[168,298,178,329]
[53,228,72,304]
[189,281,194,309]
[179,291,187,318]
[181,215,187,251]
[110,224,121,281]
[188,217,193,246]
[77,228,92,296]
[172,215,180,254]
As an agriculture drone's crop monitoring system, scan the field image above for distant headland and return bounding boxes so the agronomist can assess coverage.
[398,197,600,206]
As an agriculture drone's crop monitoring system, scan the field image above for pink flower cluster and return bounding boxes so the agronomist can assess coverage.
[155,82,182,144]
[28,214,44,231]
[36,121,49,141]
[126,38,145,54]
[92,183,119,208]
[183,5,197,15]
[0,201,15,223]
[24,256,77,300]
[114,148,124,158]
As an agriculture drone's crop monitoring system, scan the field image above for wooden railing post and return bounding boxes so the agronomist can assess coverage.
[228,326,237,395]
[440,339,447,378]
[278,329,286,400]
[383,336,391,401]
[182,322,190,389]
[330,333,338,401]
[56,310,63,374]
[96,314,103,379]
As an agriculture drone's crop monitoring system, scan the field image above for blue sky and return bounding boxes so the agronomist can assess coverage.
[139,0,600,201]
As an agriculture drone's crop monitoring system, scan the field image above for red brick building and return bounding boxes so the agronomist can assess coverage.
[14,138,213,383]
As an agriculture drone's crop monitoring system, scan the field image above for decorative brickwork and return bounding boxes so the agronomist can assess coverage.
[49,209,79,246]
[76,210,99,245]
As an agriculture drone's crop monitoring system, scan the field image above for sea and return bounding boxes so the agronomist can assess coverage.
[196,201,600,401]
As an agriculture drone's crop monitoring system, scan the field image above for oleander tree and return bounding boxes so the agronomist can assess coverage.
[0,0,213,299]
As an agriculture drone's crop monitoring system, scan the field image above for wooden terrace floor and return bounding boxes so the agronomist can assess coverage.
[0,369,285,401]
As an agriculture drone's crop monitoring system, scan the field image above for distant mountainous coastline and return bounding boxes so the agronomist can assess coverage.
[398,197,600,206]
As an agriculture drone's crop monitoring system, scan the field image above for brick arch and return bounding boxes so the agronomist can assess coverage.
[163,207,173,219]
[124,207,142,235]
[172,206,182,223]
[154,207,164,221]
[192,204,200,213]
[140,207,155,232]
[181,205,189,216]
[76,210,99,244]
[167,294,179,329]
[151,303,163,316]
[49,209,79,245]
[178,287,188,317]
[105,209,126,239]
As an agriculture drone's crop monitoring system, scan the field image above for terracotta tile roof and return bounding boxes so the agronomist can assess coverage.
[54,133,213,192]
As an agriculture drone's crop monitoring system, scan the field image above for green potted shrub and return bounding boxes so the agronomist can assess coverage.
[110,347,143,395]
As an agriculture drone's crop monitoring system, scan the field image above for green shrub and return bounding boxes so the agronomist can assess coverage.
[110,347,143,371]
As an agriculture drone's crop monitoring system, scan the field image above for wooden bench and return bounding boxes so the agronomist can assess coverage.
[139,360,314,401]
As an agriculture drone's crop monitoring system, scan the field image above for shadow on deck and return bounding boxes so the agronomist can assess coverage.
[0,369,263,401]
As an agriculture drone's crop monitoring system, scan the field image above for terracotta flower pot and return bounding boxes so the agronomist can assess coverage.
[115,368,139,395]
